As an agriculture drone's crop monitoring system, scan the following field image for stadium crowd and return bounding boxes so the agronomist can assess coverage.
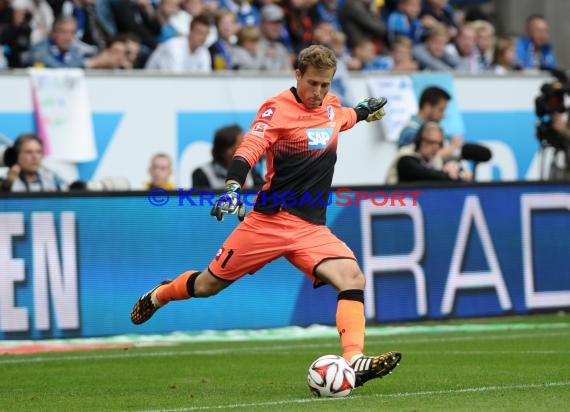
[0,0,558,73]
[0,0,563,191]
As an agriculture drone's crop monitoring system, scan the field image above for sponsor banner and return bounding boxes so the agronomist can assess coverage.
[0,183,568,339]
[29,69,97,162]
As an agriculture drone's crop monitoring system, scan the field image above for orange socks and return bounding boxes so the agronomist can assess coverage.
[155,271,196,305]
[336,290,365,364]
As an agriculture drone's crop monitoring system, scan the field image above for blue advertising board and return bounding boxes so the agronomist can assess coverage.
[0,183,569,340]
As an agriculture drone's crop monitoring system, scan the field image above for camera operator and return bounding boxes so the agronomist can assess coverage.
[1,133,64,192]
[386,122,473,184]
[535,70,570,180]
[549,111,570,179]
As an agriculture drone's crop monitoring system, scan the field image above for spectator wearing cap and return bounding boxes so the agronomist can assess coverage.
[256,4,292,71]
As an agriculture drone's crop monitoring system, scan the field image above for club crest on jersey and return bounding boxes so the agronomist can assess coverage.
[251,122,267,138]
[327,105,335,120]
[307,128,334,149]
[261,107,275,120]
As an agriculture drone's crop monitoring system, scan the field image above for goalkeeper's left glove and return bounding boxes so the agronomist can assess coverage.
[354,97,388,122]
[210,182,246,222]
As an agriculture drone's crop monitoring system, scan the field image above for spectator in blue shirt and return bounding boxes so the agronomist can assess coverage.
[387,0,424,46]
[31,15,128,68]
[515,14,557,70]
[352,37,390,71]
[399,85,463,161]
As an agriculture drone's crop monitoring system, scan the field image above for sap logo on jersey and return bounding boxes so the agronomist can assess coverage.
[307,128,334,149]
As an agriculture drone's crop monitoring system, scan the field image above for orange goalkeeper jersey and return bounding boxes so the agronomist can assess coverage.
[234,87,358,225]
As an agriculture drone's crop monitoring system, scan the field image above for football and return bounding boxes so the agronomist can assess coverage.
[307,354,356,398]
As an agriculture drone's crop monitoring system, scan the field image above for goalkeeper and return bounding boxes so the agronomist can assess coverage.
[131,45,401,388]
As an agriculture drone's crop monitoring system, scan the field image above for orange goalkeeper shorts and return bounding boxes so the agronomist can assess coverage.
[208,209,356,285]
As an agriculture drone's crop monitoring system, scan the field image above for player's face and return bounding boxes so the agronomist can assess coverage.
[295,66,335,110]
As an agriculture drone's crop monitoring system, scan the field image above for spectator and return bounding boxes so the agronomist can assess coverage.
[386,0,424,46]
[283,0,316,54]
[472,19,495,71]
[0,0,33,68]
[146,153,175,190]
[412,23,458,71]
[21,0,54,44]
[169,0,205,36]
[398,85,463,160]
[145,13,211,72]
[338,0,386,51]
[515,14,556,70]
[309,0,342,32]
[156,0,184,43]
[220,0,260,28]
[351,37,388,71]
[386,121,471,183]
[375,35,418,71]
[122,32,147,68]
[208,9,237,70]
[448,22,483,73]
[100,34,135,70]
[256,4,292,71]
[192,124,263,190]
[493,36,519,75]
[31,15,126,68]
[61,0,109,51]
[0,133,65,192]
[330,28,360,72]
[232,25,263,69]
[420,0,458,39]
[109,0,161,50]
[0,0,11,33]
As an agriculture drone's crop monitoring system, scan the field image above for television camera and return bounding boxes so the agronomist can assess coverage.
[535,69,570,150]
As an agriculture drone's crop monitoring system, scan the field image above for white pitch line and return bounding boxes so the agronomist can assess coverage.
[138,381,570,412]
[1,330,570,365]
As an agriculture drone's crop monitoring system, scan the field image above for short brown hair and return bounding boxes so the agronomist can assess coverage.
[296,45,336,75]
[237,26,261,46]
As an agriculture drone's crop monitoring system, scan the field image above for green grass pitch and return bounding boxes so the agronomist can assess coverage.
[1,313,569,411]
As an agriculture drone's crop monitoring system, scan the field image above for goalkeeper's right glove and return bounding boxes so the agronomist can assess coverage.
[354,97,388,122]
[210,182,246,222]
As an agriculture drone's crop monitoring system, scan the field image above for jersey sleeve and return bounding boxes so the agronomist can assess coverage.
[234,99,281,167]
[340,107,358,131]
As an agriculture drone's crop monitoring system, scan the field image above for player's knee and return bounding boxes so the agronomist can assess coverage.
[193,282,218,297]
[354,272,366,289]
[192,271,230,297]
[345,269,365,289]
